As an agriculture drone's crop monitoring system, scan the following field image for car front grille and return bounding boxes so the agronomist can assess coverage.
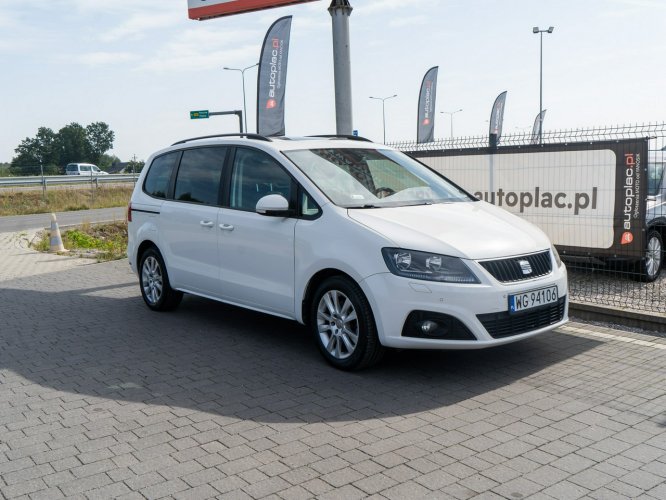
[479,250,552,283]
[477,296,566,339]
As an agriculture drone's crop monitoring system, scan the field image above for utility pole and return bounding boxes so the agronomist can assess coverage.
[329,0,353,135]
[533,26,554,143]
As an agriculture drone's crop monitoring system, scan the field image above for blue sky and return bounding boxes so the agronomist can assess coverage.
[1,0,664,162]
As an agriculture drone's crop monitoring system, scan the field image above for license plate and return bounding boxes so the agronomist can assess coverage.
[509,286,558,314]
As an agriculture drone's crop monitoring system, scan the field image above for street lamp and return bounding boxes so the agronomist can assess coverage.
[369,94,397,143]
[533,26,554,142]
[223,62,259,134]
[440,109,463,139]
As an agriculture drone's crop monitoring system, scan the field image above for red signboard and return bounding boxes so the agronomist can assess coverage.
[188,0,319,20]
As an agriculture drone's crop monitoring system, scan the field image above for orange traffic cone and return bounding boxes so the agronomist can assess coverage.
[49,213,66,253]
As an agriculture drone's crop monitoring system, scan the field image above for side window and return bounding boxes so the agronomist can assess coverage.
[174,147,227,205]
[81,165,91,172]
[230,148,292,212]
[144,152,180,199]
[301,191,321,219]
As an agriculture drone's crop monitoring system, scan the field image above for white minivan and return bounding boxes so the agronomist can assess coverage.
[127,134,568,370]
[65,163,108,175]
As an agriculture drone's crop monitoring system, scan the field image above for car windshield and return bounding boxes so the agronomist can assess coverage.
[283,148,473,208]
[648,163,664,196]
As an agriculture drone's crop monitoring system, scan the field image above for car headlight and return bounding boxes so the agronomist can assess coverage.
[382,248,480,283]
[551,244,562,267]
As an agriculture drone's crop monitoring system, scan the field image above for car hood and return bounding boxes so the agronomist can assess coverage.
[347,201,551,260]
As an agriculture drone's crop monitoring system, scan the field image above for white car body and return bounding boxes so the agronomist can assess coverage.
[128,135,568,368]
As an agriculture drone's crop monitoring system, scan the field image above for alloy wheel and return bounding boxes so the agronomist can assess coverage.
[645,235,662,280]
[316,290,359,360]
[141,256,163,305]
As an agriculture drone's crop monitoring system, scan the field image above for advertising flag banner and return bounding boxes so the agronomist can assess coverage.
[416,66,438,144]
[488,91,507,147]
[531,109,547,144]
[257,16,292,136]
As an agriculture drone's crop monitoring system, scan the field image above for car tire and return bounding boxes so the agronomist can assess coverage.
[310,276,384,370]
[139,247,183,311]
[637,230,663,282]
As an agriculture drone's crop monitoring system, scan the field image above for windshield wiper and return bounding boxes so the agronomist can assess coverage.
[348,204,379,209]
[403,201,433,206]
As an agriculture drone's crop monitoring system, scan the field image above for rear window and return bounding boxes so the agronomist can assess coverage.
[66,164,77,171]
[144,152,180,199]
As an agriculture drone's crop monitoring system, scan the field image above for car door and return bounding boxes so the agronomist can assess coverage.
[216,147,297,316]
[159,147,228,296]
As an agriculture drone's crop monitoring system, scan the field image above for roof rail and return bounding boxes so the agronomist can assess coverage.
[307,134,373,142]
[171,133,272,146]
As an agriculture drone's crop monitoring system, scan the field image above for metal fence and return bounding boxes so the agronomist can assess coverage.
[393,123,666,315]
[0,173,138,189]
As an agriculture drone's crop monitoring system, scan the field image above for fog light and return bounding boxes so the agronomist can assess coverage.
[403,311,477,340]
[420,320,438,334]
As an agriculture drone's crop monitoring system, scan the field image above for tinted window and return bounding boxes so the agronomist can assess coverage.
[144,152,180,199]
[81,165,91,172]
[648,163,665,196]
[230,148,292,211]
[174,148,227,205]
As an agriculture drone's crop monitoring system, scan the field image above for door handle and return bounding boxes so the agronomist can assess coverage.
[200,220,214,228]
[219,223,235,231]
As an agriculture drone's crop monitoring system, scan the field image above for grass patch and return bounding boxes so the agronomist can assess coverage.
[0,185,133,216]
[35,221,128,262]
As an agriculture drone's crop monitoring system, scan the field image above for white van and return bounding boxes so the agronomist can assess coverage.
[65,163,108,175]
[127,134,568,370]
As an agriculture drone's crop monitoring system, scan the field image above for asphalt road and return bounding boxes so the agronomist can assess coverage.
[0,207,126,233]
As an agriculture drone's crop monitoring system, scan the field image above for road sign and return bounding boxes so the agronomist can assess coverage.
[190,110,209,119]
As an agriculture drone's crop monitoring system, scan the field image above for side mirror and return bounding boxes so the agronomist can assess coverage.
[256,194,293,217]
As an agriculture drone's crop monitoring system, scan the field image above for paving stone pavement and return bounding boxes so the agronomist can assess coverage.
[0,230,664,499]
[0,231,92,282]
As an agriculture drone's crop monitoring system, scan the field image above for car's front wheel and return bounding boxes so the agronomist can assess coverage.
[139,247,183,311]
[310,276,384,370]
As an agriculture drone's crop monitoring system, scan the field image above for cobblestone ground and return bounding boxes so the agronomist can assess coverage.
[0,232,665,499]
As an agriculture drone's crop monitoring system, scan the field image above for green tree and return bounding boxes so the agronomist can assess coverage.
[98,153,121,171]
[11,127,59,175]
[86,122,115,165]
[11,122,116,175]
[56,123,88,166]
[126,159,145,175]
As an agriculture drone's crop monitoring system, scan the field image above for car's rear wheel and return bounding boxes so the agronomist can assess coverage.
[638,230,663,282]
[310,276,384,370]
[139,247,183,311]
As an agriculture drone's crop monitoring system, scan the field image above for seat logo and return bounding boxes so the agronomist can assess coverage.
[518,259,532,275]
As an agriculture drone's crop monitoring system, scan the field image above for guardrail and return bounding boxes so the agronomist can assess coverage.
[0,173,139,189]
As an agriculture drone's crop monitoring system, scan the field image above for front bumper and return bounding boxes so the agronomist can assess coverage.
[360,264,568,349]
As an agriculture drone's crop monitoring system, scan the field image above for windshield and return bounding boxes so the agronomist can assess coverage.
[648,163,664,196]
[283,148,474,208]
